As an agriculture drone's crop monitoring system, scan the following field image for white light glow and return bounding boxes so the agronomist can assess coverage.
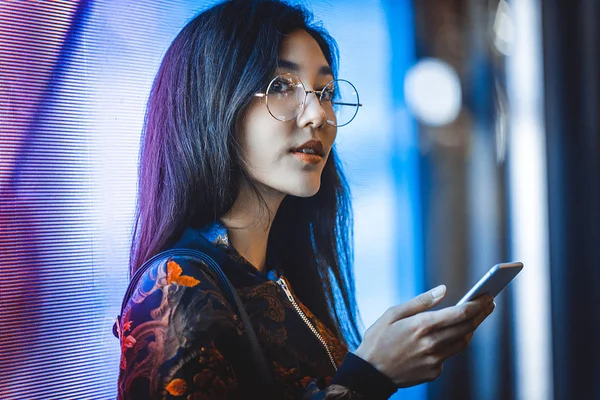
[493,0,514,55]
[403,58,462,127]
[505,0,553,399]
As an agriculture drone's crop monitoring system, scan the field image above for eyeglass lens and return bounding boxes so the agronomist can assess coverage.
[265,74,360,127]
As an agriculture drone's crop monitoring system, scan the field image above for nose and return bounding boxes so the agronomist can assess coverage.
[296,92,327,129]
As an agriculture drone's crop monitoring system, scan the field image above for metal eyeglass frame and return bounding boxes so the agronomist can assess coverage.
[254,73,362,127]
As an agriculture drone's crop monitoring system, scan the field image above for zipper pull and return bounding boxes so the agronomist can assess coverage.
[276,277,295,302]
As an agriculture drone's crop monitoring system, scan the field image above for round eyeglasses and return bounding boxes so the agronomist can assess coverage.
[254,73,362,127]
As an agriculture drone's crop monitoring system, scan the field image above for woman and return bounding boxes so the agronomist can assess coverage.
[117,0,495,398]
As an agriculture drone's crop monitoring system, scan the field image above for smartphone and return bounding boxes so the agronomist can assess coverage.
[456,262,523,305]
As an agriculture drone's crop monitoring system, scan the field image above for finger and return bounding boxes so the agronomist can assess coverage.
[426,295,493,330]
[386,285,447,323]
[431,303,494,346]
[438,334,474,360]
[439,304,495,360]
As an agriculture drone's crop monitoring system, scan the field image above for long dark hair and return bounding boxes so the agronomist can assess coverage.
[131,0,362,349]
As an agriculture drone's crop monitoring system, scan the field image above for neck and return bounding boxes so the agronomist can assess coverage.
[220,180,285,273]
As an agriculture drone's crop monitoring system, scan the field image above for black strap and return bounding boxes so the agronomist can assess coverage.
[115,248,275,398]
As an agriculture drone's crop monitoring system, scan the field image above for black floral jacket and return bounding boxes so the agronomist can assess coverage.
[117,223,397,399]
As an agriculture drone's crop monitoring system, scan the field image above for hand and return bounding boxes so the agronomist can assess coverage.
[354,286,494,388]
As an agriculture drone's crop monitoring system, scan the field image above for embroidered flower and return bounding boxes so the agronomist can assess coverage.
[300,376,312,388]
[122,320,133,333]
[123,335,137,349]
[273,361,298,380]
[190,342,237,397]
[165,378,188,396]
[167,259,200,287]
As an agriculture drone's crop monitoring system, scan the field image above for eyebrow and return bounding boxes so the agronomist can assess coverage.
[278,59,333,77]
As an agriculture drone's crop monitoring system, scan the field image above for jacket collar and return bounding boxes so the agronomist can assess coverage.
[197,220,230,248]
[195,220,281,281]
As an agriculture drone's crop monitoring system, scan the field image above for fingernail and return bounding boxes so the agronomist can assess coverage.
[431,285,446,299]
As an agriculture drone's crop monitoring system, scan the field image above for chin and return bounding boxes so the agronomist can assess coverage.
[292,186,320,198]
[282,180,321,198]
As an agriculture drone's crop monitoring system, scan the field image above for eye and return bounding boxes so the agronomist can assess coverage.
[320,86,335,101]
[270,77,296,94]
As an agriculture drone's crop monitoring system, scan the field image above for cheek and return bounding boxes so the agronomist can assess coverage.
[239,105,290,168]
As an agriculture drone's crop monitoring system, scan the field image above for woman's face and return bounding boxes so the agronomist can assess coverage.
[239,29,337,199]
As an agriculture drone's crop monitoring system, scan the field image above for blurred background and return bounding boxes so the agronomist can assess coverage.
[1,0,598,399]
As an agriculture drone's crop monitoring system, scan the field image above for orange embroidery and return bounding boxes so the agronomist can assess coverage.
[167,260,200,287]
[301,376,312,387]
[122,320,132,333]
[165,378,188,396]
[272,361,297,380]
[123,335,136,349]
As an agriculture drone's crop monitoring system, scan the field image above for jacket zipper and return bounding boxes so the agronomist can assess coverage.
[275,276,338,372]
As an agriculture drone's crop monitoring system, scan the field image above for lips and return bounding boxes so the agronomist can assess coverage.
[291,139,325,165]
[292,140,325,157]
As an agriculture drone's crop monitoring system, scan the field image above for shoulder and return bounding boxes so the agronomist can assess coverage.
[122,254,238,331]
[118,255,244,398]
